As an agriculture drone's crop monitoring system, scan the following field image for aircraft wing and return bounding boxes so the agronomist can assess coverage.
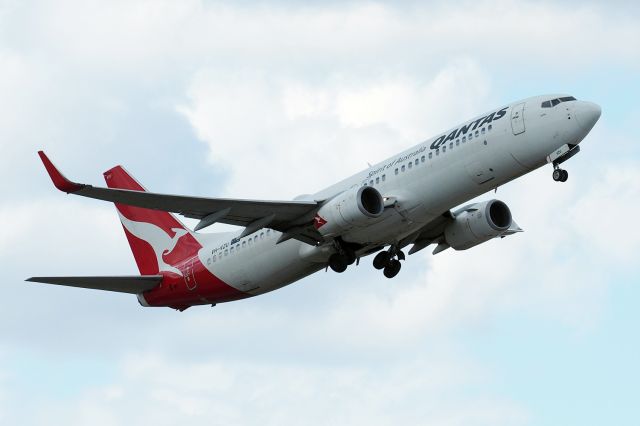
[26,275,162,294]
[38,151,323,244]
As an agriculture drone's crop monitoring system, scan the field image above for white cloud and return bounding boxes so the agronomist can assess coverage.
[1,1,638,425]
[0,198,131,274]
[568,165,640,264]
[11,353,526,426]
[178,59,491,199]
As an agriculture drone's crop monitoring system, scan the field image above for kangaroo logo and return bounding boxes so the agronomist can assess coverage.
[118,212,190,276]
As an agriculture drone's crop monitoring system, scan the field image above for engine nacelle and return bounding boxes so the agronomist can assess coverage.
[444,199,512,250]
[315,186,384,237]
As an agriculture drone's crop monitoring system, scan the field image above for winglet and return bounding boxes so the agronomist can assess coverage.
[37,151,86,193]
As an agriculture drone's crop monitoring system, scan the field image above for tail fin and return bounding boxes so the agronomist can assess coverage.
[104,166,201,276]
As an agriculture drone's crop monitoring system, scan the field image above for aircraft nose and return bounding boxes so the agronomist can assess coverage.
[574,101,602,131]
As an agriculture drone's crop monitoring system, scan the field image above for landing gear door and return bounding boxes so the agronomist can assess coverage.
[511,103,526,135]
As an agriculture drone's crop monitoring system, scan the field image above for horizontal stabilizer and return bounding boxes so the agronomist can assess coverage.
[25,275,162,294]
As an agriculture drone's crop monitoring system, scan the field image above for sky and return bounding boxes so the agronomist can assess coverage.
[1,0,639,424]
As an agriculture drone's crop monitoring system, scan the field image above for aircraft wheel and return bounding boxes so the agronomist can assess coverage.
[344,247,357,265]
[560,169,569,182]
[552,168,563,182]
[329,253,348,273]
[383,259,401,278]
[373,251,391,270]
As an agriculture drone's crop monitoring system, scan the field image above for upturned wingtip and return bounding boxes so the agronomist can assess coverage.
[37,151,85,193]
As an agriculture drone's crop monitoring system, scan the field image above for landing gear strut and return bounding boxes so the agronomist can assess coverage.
[328,240,357,273]
[552,166,568,182]
[373,246,404,278]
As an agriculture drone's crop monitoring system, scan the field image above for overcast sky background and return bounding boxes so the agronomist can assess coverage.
[1,1,639,425]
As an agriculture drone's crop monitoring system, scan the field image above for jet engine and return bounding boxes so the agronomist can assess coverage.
[444,199,512,250]
[315,186,385,237]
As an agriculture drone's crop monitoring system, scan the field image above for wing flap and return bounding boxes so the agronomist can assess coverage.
[26,275,163,294]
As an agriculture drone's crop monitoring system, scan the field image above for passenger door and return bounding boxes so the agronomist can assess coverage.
[511,103,526,135]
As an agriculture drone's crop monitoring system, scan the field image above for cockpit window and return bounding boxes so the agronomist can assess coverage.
[541,96,577,108]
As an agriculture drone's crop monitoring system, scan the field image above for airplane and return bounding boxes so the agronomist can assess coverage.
[27,94,601,311]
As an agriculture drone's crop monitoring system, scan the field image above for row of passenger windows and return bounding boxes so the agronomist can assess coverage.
[363,124,493,183]
[541,96,576,108]
[207,229,273,265]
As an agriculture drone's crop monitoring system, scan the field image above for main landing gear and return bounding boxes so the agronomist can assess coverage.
[552,166,569,182]
[328,243,357,273]
[372,246,405,279]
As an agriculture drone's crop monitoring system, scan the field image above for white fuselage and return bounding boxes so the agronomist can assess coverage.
[196,94,600,296]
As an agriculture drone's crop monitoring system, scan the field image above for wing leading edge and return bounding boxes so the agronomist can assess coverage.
[37,151,323,245]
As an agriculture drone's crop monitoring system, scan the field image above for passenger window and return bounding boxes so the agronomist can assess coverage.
[395,168,399,175]
[436,148,440,156]
[382,174,386,182]
[488,124,492,131]
[401,165,406,172]
[207,258,211,265]
[213,255,217,262]
[456,140,460,146]
[266,229,270,235]
[442,146,446,153]
[429,152,433,159]
[248,238,252,246]
[421,155,425,163]
[475,130,479,137]
[462,136,466,143]
[230,247,234,254]
[415,159,419,166]
[481,128,485,134]
[224,249,228,256]
[260,232,264,239]
[375,177,380,184]
[449,142,453,149]
[468,133,472,140]
[242,241,246,248]
[408,162,413,169]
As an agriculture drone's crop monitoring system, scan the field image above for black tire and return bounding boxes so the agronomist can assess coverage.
[344,247,357,265]
[383,259,401,278]
[373,251,391,270]
[553,169,562,181]
[560,169,569,182]
[329,253,348,273]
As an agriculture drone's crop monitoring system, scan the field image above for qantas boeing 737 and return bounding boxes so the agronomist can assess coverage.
[28,94,601,311]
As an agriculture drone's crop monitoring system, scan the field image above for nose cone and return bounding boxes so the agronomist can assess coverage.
[574,101,602,132]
